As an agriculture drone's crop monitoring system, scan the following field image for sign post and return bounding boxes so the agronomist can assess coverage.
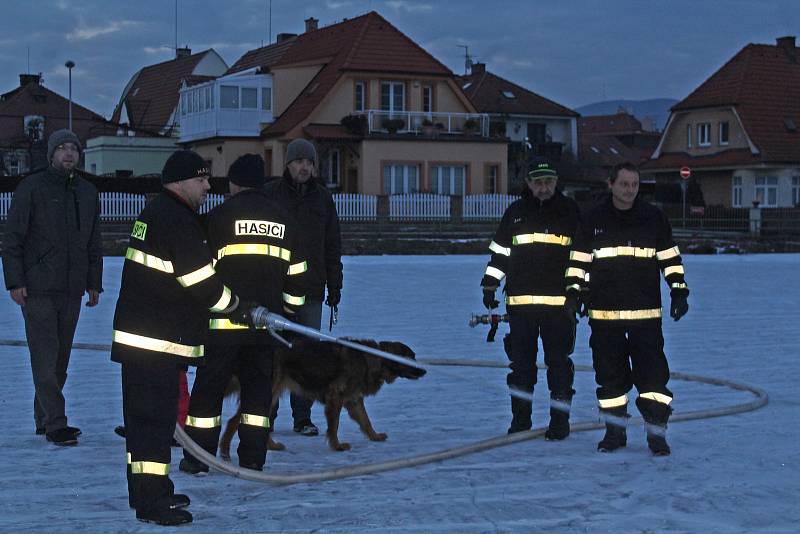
[680,167,691,228]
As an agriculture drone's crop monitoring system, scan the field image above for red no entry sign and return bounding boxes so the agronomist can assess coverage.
[680,166,691,179]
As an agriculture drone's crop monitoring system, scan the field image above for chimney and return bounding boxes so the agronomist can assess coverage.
[305,17,318,33]
[19,73,41,87]
[776,36,797,62]
[277,32,297,43]
[471,62,485,75]
[176,46,192,59]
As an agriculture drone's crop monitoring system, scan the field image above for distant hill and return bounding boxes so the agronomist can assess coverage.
[576,98,678,132]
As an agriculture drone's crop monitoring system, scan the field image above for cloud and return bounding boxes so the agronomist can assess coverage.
[384,1,434,13]
[67,20,140,42]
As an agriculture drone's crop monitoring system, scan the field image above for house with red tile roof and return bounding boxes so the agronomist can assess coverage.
[457,62,578,190]
[644,36,800,208]
[180,12,507,194]
[0,74,115,176]
[84,48,229,177]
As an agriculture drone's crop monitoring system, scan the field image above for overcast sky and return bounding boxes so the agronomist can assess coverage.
[1,0,797,118]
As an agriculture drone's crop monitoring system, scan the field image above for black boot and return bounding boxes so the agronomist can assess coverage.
[597,406,629,452]
[544,393,572,441]
[507,395,532,434]
[636,397,672,456]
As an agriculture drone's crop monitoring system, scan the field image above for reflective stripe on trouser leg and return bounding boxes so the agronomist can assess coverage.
[236,345,274,469]
[121,359,178,511]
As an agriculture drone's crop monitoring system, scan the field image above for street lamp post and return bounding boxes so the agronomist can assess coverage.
[65,60,75,130]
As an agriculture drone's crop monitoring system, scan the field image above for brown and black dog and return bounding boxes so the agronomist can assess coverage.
[219,338,425,458]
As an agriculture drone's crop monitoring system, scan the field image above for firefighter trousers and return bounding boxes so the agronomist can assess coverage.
[121,357,179,512]
[589,320,673,405]
[506,306,576,396]
[184,344,273,469]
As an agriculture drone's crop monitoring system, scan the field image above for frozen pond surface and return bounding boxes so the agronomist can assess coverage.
[0,254,797,532]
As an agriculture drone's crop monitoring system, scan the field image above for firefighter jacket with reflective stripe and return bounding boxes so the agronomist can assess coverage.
[263,173,342,298]
[205,188,307,345]
[480,190,580,307]
[111,191,237,366]
[567,196,689,323]
[2,167,103,297]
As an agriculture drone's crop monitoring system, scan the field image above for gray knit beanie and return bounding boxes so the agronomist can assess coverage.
[285,138,317,165]
[47,129,82,162]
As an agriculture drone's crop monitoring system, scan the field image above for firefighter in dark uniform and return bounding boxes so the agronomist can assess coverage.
[565,162,689,456]
[111,150,254,526]
[481,160,581,439]
[179,154,307,475]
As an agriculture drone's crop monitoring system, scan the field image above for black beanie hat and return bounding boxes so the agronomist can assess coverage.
[161,150,209,184]
[228,154,266,188]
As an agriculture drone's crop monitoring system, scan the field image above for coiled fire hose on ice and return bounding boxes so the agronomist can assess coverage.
[0,320,770,486]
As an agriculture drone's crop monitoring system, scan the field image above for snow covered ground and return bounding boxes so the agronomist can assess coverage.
[0,254,797,533]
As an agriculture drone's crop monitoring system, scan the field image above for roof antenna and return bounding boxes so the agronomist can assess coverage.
[458,45,472,75]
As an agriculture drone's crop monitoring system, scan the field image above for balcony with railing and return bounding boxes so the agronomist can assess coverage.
[364,110,490,137]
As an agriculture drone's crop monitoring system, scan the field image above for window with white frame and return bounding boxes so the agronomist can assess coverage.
[354,82,365,112]
[380,81,405,113]
[422,85,433,113]
[792,176,800,206]
[686,124,692,148]
[719,121,729,145]
[220,85,239,108]
[383,164,419,194]
[431,165,466,196]
[697,123,711,146]
[241,87,258,109]
[261,87,271,111]
[754,176,778,207]
[328,149,340,186]
[732,176,743,207]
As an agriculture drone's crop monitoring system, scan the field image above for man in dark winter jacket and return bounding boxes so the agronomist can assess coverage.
[263,138,343,437]
[180,153,307,475]
[2,129,103,447]
[111,149,255,526]
[481,160,581,439]
[565,162,689,456]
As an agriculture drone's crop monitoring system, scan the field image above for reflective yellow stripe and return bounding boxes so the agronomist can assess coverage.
[588,308,662,320]
[240,413,270,428]
[185,415,221,429]
[598,395,628,409]
[671,282,688,290]
[484,265,505,281]
[656,246,681,261]
[112,330,203,358]
[565,267,585,279]
[125,247,174,273]
[489,240,511,257]
[130,460,170,476]
[663,265,685,277]
[217,243,291,262]
[640,392,673,406]
[566,283,581,292]
[209,318,266,330]
[283,292,305,306]
[209,286,233,312]
[506,295,566,306]
[569,250,593,263]
[288,261,308,275]
[512,233,572,246]
[593,246,655,259]
[176,263,216,287]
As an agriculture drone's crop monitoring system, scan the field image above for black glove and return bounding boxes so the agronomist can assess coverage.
[229,300,259,329]
[482,288,499,310]
[325,287,341,308]
[670,293,689,321]
[563,294,579,324]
